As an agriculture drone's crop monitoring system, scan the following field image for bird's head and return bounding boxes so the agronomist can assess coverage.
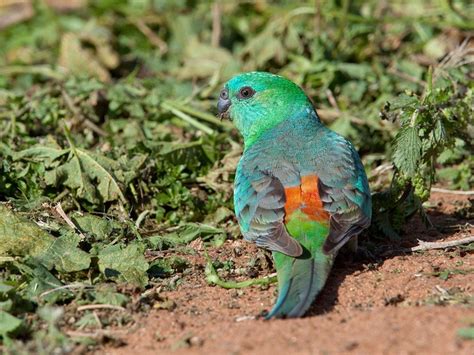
[218,71,314,148]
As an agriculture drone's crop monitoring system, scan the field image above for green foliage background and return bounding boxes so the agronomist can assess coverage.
[0,0,472,351]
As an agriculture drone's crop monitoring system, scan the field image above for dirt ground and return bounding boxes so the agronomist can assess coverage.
[102,192,473,355]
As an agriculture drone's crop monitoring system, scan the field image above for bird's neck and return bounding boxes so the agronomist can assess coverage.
[242,106,322,150]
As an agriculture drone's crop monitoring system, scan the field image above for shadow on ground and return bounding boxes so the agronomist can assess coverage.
[307,197,473,316]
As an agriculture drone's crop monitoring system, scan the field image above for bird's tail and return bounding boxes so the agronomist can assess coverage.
[265,247,334,319]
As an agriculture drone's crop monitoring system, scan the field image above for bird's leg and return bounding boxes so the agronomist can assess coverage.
[344,236,358,254]
[336,236,359,265]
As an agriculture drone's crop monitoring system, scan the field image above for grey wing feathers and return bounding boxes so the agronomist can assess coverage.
[316,134,372,254]
[234,170,302,257]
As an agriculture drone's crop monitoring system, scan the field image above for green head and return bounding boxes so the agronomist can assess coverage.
[217,72,315,148]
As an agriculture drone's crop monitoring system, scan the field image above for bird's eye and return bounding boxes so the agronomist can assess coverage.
[238,86,255,99]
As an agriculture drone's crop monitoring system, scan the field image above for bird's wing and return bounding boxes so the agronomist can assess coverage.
[234,164,303,257]
[313,131,372,254]
[234,130,371,257]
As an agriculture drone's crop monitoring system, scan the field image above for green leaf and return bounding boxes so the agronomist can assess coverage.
[393,126,422,176]
[387,94,418,110]
[0,310,22,335]
[0,205,54,258]
[337,62,373,80]
[35,231,91,273]
[74,313,100,329]
[48,148,127,204]
[397,60,424,81]
[71,213,121,241]
[0,300,13,312]
[14,261,71,303]
[59,32,111,82]
[92,287,129,306]
[0,282,14,294]
[148,257,189,278]
[73,149,127,203]
[116,153,148,185]
[98,243,149,288]
[14,144,68,167]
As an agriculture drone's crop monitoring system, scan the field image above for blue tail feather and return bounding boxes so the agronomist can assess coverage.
[265,254,334,319]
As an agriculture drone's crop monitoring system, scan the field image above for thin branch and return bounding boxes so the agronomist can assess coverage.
[0,65,64,80]
[235,315,257,322]
[211,2,221,47]
[39,283,93,298]
[61,89,107,137]
[77,304,126,312]
[54,202,87,240]
[326,89,340,111]
[409,236,474,252]
[93,311,103,328]
[431,187,474,196]
[132,18,168,54]
[369,163,393,179]
[314,0,322,33]
[66,329,128,338]
[161,102,215,135]
[135,209,150,229]
[164,100,233,129]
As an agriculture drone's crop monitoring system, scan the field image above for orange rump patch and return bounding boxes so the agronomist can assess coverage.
[284,175,329,222]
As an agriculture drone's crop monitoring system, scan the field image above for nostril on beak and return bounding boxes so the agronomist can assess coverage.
[217,88,231,118]
[220,88,229,101]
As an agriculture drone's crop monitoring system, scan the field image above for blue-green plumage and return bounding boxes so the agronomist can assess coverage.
[218,72,371,318]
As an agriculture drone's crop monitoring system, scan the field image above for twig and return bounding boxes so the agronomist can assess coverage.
[93,311,103,328]
[62,89,107,137]
[132,19,168,54]
[77,304,126,312]
[54,202,87,240]
[135,209,150,229]
[53,189,70,203]
[66,329,128,338]
[39,283,93,298]
[314,0,322,33]
[431,187,474,196]
[0,65,64,80]
[369,162,393,179]
[409,236,474,252]
[435,37,473,81]
[211,2,221,47]
[161,102,215,135]
[235,315,256,322]
[164,100,233,130]
[326,89,340,112]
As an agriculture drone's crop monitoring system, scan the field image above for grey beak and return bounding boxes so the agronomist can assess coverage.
[217,88,231,119]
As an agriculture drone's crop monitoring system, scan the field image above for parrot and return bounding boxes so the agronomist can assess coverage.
[217,71,372,319]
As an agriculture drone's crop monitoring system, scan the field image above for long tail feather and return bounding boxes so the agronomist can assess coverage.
[266,250,334,319]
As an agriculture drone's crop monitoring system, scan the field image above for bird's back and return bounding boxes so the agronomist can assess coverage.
[235,113,371,318]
